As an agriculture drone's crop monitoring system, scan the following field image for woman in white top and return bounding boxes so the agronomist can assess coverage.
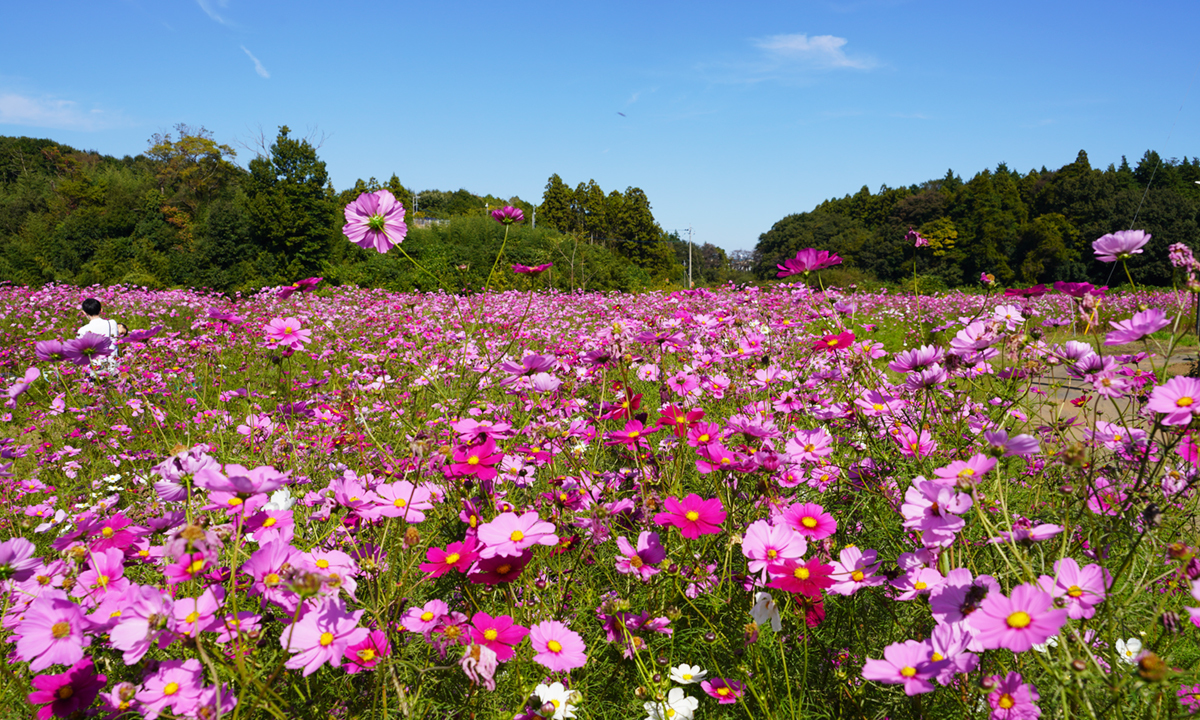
[77,297,121,372]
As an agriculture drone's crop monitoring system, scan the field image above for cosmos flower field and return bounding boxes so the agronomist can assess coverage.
[7,224,1200,718]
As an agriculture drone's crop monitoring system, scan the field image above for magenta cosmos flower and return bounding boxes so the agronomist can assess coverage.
[1147,375,1200,426]
[281,597,368,677]
[701,678,744,704]
[344,189,407,253]
[419,538,480,578]
[776,248,842,277]
[62,333,114,367]
[766,557,835,598]
[470,611,528,662]
[477,511,559,558]
[974,583,1067,653]
[513,262,552,274]
[529,620,587,672]
[27,657,107,720]
[653,494,726,539]
[492,206,525,224]
[1093,229,1150,262]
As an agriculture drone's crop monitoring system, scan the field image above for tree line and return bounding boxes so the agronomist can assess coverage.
[0,125,735,294]
[753,150,1200,289]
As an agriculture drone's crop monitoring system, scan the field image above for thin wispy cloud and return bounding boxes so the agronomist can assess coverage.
[196,0,230,25]
[0,93,113,131]
[755,33,876,70]
[242,46,270,79]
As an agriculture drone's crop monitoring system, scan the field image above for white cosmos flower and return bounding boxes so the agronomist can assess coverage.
[1117,637,1142,664]
[534,682,579,720]
[644,687,699,720]
[669,663,707,685]
[750,591,782,632]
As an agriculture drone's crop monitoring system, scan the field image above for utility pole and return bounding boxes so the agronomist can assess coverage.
[688,226,694,288]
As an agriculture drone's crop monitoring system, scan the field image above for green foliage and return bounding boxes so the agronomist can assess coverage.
[756,151,1200,289]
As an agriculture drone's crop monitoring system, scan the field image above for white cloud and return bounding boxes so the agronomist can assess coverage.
[755,33,876,70]
[196,0,229,25]
[0,93,111,130]
[242,46,270,79]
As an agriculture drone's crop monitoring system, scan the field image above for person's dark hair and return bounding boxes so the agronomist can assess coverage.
[117,323,129,338]
[82,298,102,316]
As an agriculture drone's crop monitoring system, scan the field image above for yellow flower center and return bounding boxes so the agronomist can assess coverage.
[444,553,461,565]
[914,581,927,590]
[96,575,109,587]
[420,612,435,622]
[467,456,480,465]
[510,530,525,542]
[187,559,206,575]
[228,497,242,506]
[101,527,114,538]
[801,516,818,529]
[1006,611,1032,629]
[958,468,975,477]
[794,567,811,580]
[1178,397,1194,408]
[851,570,865,582]
[931,652,944,661]
[717,688,730,696]
[548,640,563,653]
[186,611,200,624]
[263,517,277,527]
[682,673,693,680]
[484,628,499,641]
[164,682,179,696]
[264,573,280,586]
[394,498,407,507]
[316,559,330,569]
[51,622,70,639]
[767,549,778,559]
[900,666,917,677]
[685,511,700,522]
[358,648,376,661]
[57,686,73,700]
[999,694,1015,710]
[698,434,710,442]
[629,431,640,438]
[1067,585,1083,598]
[872,403,884,411]
[319,632,334,646]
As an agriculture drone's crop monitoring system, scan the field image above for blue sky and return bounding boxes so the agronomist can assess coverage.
[3,1,1199,252]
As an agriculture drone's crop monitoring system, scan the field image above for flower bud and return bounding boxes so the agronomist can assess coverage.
[1138,652,1169,683]
[404,526,420,549]
[703,631,717,644]
[652,673,663,684]
[655,655,669,667]
[1071,659,1087,672]
[1161,611,1182,634]
[979,676,997,690]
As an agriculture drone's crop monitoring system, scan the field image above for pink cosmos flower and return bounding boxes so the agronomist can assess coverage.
[419,538,480,578]
[1105,308,1170,345]
[281,597,368,677]
[615,531,667,581]
[780,502,836,540]
[932,454,996,486]
[374,480,434,522]
[491,205,524,224]
[529,620,587,672]
[8,366,40,399]
[477,511,559,558]
[701,678,744,704]
[264,317,312,351]
[344,189,407,253]
[907,227,929,248]
[0,537,41,582]
[136,658,204,719]
[861,639,944,695]
[1093,229,1150,262]
[987,671,1041,719]
[447,437,505,481]
[1037,557,1110,620]
[653,494,726,539]
[827,546,885,596]
[776,248,842,277]
[28,657,107,720]
[470,611,529,662]
[604,419,659,448]
[813,331,855,352]
[15,595,88,671]
[974,583,1067,653]
[767,557,835,598]
[1147,375,1200,426]
[109,585,176,664]
[741,519,807,579]
[468,551,532,585]
[901,478,973,548]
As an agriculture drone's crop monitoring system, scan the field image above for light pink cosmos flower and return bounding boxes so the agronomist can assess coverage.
[861,639,945,695]
[264,317,312,351]
[0,537,40,582]
[281,597,368,677]
[374,480,434,522]
[344,189,407,253]
[653,494,726,540]
[109,585,177,664]
[974,583,1067,653]
[402,600,449,635]
[15,594,87,672]
[785,427,834,463]
[1147,375,1200,426]
[929,623,979,684]
[529,620,587,672]
[932,454,996,487]
[477,511,559,559]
